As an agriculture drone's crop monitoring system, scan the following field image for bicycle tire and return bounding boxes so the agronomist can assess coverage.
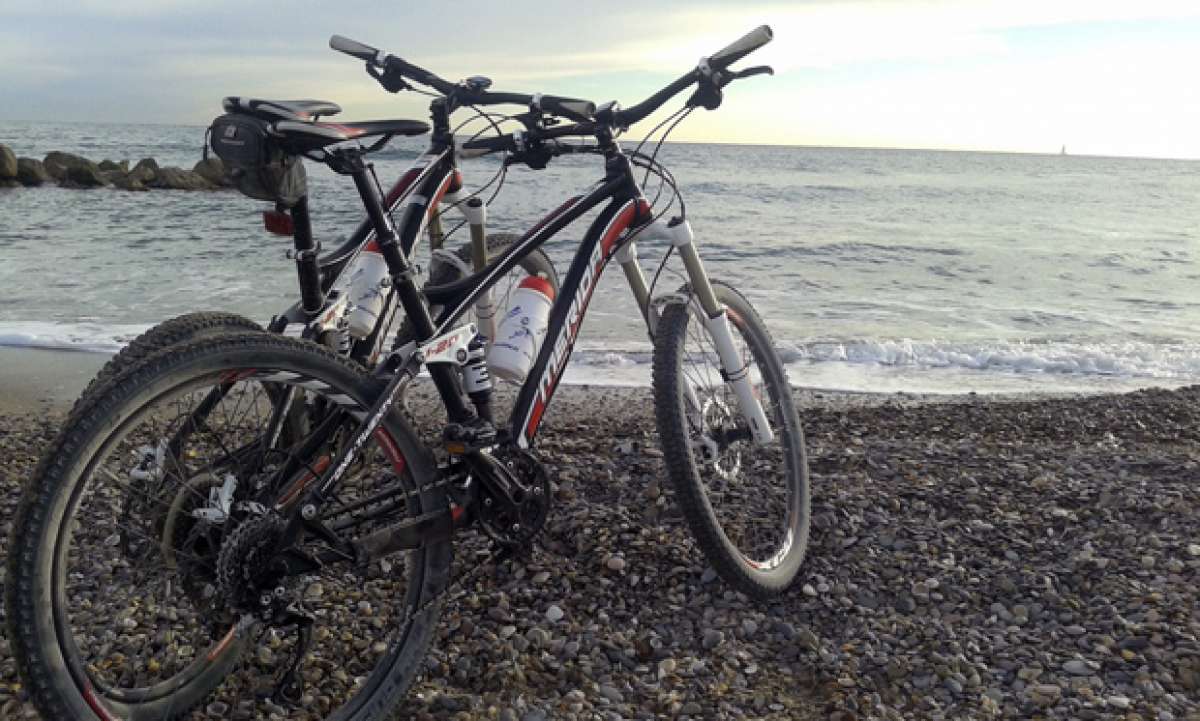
[78,311,263,402]
[6,333,451,720]
[652,280,810,599]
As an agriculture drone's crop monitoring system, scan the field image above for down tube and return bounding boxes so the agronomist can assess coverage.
[511,197,648,448]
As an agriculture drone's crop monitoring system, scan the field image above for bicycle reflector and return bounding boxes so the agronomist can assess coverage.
[262,209,295,236]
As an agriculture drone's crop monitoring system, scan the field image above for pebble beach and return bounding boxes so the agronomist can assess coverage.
[1,376,1198,720]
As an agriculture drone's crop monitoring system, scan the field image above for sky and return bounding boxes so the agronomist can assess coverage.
[2,1,1200,159]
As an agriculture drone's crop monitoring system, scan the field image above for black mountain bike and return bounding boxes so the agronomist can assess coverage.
[6,26,809,721]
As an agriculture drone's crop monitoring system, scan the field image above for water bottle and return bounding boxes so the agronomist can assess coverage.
[345,240,390,339]
[487,275,555,382]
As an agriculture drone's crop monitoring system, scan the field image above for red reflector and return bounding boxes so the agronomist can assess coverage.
[263,210,294,236]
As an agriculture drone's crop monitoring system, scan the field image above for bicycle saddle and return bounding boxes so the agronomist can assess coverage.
[272,119,431,149]
[222,97,343,121]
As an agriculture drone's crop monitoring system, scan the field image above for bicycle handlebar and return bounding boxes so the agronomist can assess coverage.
[329,35,595,121]
[329,35,386,65]
[614,24,773,127]
[710,25,774,71]
[345,25,772,162]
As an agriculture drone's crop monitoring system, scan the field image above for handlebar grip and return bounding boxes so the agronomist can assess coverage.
[330,35,385,65]
[708,25,773,71]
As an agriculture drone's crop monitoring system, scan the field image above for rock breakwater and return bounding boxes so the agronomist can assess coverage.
[0,143,230,191]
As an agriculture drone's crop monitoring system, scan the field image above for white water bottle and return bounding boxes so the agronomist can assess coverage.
[345,240,390,339]
[487,275,555,382]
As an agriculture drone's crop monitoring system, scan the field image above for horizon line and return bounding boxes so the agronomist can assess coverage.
[2,117,1198,163]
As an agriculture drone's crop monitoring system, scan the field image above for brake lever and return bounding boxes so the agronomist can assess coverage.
[366,63,411,93]
[735,65,774,79]
[718,66,774,89]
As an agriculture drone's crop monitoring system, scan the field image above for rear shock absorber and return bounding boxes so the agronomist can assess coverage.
[461,334,494,423]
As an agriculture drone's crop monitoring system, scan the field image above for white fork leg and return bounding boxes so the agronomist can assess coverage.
[667,218,774,444]
[461,198,498,343]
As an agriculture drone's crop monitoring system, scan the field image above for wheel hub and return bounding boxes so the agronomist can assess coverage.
[698,398,743,480]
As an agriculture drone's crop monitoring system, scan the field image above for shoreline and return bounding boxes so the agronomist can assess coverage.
[0,344,1179,418]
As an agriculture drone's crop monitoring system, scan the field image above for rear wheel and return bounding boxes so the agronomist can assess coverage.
[79,311,262,402]
[652,280,810,599]
[6,333,450,720]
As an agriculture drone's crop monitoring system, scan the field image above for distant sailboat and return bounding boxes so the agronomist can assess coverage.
[1060,145,1067,156]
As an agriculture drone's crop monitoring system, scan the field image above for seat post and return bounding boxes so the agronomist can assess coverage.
[289,196,324,315]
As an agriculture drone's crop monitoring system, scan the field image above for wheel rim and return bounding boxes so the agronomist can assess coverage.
[679,302,801,572]
[52,370,426,720]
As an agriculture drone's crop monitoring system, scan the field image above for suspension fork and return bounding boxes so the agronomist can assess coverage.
[664,217,774,444]
[461,197,499,343]
[617,236,707,417]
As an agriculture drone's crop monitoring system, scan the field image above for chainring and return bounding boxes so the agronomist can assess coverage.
[477,447,552,549]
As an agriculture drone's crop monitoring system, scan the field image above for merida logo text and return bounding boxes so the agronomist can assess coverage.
[535,240,604,405]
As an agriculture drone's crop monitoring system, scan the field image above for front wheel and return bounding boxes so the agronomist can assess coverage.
[652,280,810,599]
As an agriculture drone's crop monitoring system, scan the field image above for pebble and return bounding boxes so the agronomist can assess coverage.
[605,555,626,572]
[544,605,564,623]
[1063,659,1093,676]
[598,684,624,703]
[1028,684,1063,706]
[525,628,550,648]
[702,629,724,650]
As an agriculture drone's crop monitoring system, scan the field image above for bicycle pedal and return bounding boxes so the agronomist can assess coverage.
[443,419,497,454]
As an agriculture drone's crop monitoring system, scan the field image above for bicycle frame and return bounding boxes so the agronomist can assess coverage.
[421,155,653,447]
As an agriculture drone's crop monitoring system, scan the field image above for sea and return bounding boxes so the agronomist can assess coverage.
[2,120,1199,395]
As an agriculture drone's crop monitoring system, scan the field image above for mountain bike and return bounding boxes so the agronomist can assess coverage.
[6,26,809,721]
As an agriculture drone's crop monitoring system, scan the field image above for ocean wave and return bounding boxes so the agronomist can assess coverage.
[7,321,1196,384]
[577,339,1200,381]
[791,241,967,263]
[785,339,1200,380]
[0,322,148,353]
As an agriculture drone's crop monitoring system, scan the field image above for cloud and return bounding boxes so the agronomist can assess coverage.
[3,0,1200,155]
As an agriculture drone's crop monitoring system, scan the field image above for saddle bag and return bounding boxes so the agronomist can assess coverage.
[208,113,307,207]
